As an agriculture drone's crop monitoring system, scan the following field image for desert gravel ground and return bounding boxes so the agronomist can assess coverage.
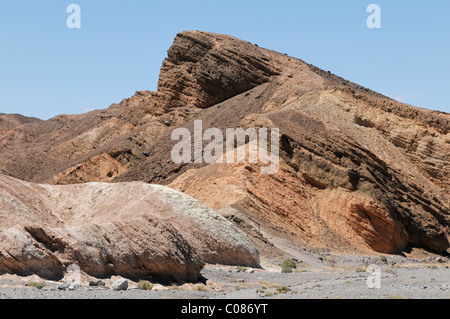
[0,247,448,300]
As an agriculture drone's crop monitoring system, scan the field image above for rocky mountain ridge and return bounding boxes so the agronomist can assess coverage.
[0,31,448,262]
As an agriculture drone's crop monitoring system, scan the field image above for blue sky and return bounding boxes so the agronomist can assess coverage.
[0,0,449,120]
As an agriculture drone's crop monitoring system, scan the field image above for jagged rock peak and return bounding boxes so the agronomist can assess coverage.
[157,30,283,109]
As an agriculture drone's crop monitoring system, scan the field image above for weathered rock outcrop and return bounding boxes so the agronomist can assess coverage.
[0,31,448,256]
[0,174,259,281]
[157,31,281,109]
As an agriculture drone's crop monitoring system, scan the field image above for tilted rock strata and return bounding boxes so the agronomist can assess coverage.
[158,31,281,109]
[0,31,448,255]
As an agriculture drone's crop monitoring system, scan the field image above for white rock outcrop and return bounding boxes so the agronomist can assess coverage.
[0,175,259,281]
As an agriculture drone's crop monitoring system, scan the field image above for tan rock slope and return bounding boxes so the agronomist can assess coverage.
[0,174,259,280]
[0,31,448,256]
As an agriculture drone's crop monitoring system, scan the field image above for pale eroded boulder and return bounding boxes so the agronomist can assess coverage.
[0,175,259,281]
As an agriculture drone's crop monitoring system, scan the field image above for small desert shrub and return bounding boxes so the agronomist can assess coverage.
[276,286,294,294]
[378,255,388,263]
[355,267,366,273]
[137,280,153,291]
[27,282,45,289]
[236,266,248,272]
[281,267,293,273]
[427,265,438,269]
[281,259,297,273]
[281,259,297,269]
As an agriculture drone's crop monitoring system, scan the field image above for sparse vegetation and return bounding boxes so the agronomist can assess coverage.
[281,259,297,273]
[378,255,388,263]
[355,267,367,273]
[281,259,297,269]
[281,266,293,273]
[427,265,438,269]
[276,286,295,294]
[259,281,283,289]
[26,282,46,289]
[137,280,154,290]
[236,266,248,272]
[306,284,322,290]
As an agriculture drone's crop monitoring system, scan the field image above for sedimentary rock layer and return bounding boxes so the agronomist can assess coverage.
[0,31,448,255]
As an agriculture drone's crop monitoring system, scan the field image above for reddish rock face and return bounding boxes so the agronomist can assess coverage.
[0,31,448,256]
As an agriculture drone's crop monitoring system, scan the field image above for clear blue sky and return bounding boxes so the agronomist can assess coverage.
[0,0,449,120]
